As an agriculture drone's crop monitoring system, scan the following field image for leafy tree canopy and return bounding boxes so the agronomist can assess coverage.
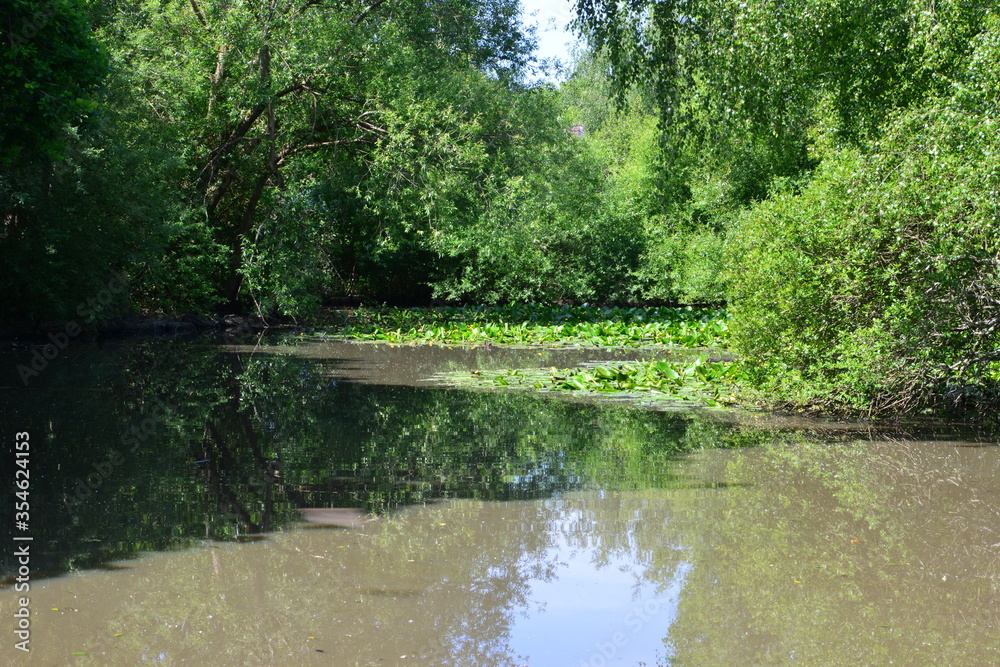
[0,0,107,162]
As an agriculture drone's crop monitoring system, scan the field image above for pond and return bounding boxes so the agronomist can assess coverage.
[1,335,998,665]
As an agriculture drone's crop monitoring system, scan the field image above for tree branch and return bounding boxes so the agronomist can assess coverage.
[198,79,312,193]
[354,0,391,25]
[189,0,210,29]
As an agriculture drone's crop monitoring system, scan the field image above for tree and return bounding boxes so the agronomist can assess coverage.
[575,0,1000,414]
[99,0,534,309]
[0,1,135,320]
[0,0,107,163]
[726,13,1000,415]
[573,0,989,207]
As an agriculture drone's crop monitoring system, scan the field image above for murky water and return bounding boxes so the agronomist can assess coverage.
[1,335,998,665]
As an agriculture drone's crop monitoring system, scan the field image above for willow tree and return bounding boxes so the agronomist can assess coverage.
[573,0,987,194]
[574,0,1000,415]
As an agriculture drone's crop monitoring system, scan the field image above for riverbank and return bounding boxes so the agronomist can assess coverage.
[0,313,272,341]
[7,303,996,426]
[296,305,999,426]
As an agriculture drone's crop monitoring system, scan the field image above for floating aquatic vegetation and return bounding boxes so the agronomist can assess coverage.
[435,356,743,408]
[306,304,729,349]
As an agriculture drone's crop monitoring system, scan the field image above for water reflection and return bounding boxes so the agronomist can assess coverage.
[664,439,1000,665]
[1,338,998,665]
[0,491,698,666]
[0,340,740,581]
[505,498,691,666]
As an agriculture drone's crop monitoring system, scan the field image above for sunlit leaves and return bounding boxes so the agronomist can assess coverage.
[726,15,1000,418]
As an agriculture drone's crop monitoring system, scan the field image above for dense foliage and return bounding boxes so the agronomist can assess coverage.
[0,0,122,318]
[2,0,726,321]
[728,22,1000,415]
[3,0,999,417]
[576,0,1000,417]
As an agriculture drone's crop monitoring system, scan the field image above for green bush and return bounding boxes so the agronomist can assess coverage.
[727,18,1000,415]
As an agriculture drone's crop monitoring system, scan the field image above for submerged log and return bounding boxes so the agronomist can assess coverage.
[297,507,376,529]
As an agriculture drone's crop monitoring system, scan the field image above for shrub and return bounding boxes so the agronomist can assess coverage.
[727,18,1000,416]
